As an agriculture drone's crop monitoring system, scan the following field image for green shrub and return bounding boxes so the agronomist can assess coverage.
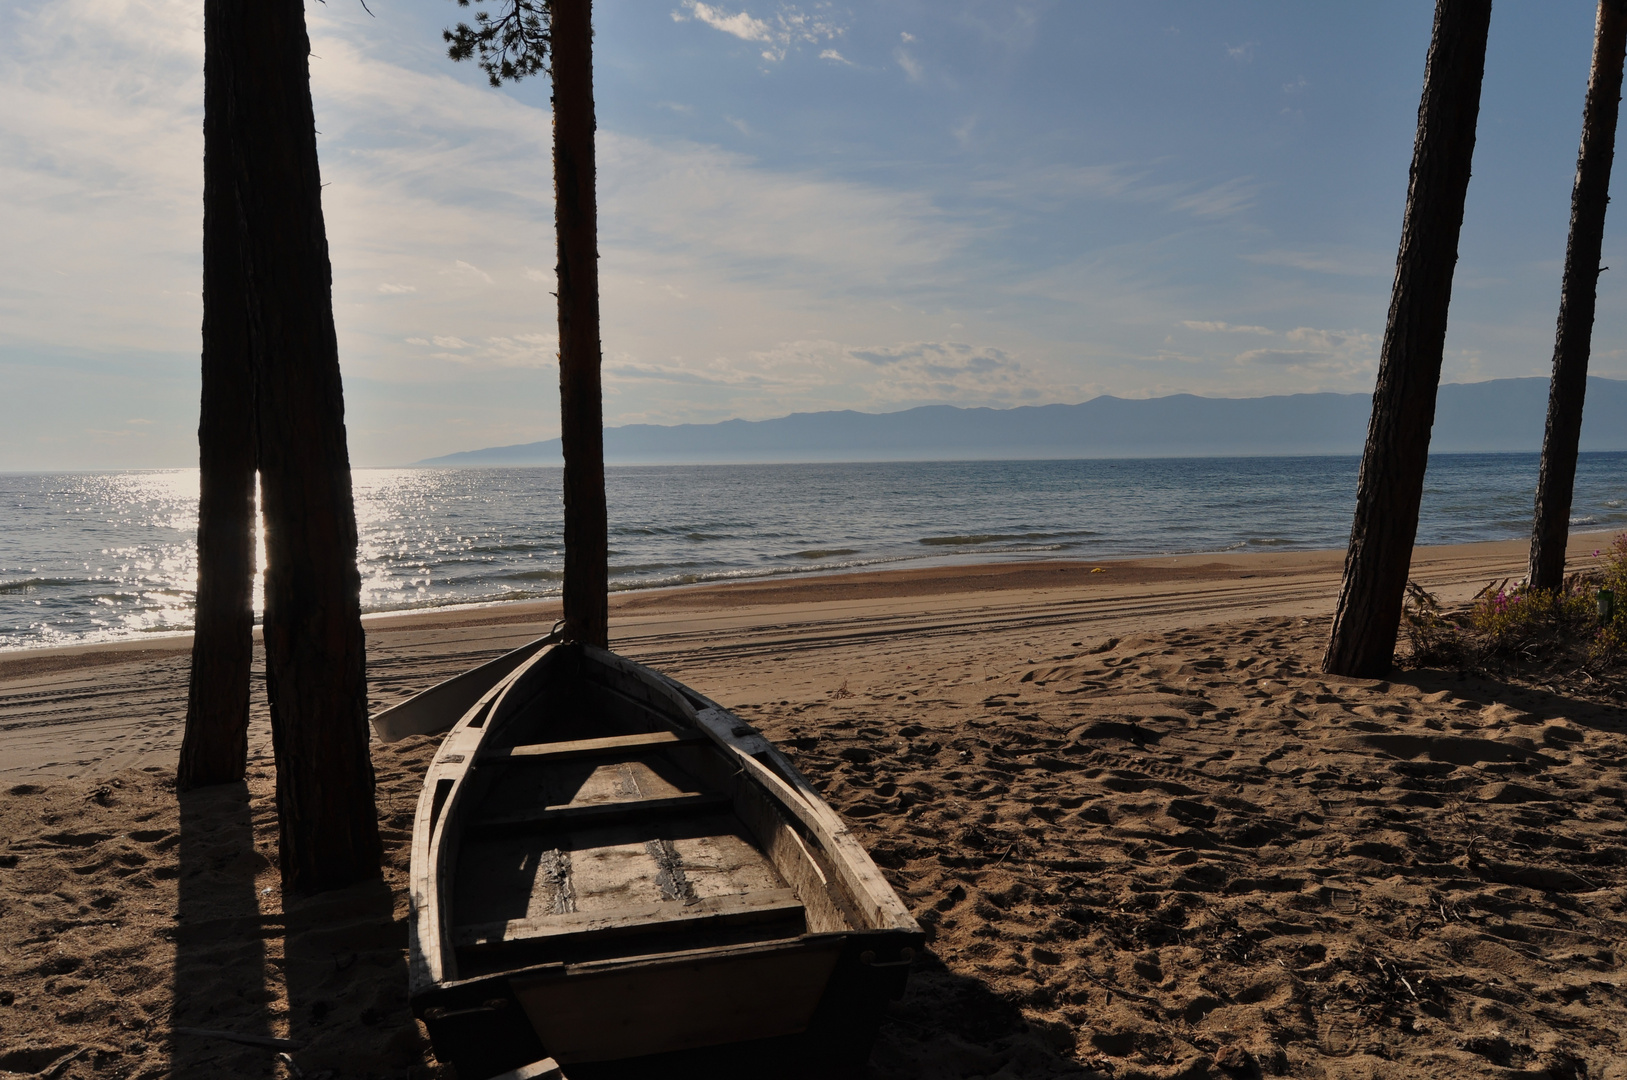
[1467,583,1595,660]
[1589,533,1627,663]
[1399,531,1627,670]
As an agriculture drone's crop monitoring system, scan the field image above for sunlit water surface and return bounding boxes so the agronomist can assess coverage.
[1,454,1623,650]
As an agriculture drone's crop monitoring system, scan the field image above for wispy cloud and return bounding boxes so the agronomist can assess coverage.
[971,162,1258,220]
[0,0,203,359]
[406,332,558,368]
[1169,176,1258,218]
[1235,326,1377,378]
[895,47,924,82]
[1242,248,1390,277]
[443,260,495,284]
[603,338,1054,413]
[672,1,846,62]
[1182,320,1272,335]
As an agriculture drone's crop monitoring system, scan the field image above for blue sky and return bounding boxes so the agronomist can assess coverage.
[1,1,1621,468]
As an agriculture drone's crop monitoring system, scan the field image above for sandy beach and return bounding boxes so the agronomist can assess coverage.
[3,532,1626,1078]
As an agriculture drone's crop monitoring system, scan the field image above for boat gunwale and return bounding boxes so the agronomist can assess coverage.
[411,642,565,992]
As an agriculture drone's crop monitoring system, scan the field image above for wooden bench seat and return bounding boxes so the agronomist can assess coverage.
[454,888,806,950]
[478,729,710,765]
[476,791,732,834]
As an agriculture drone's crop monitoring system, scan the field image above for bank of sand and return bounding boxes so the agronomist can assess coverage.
[2,533,1626,1078]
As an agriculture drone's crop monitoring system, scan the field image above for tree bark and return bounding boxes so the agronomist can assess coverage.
[228,0,381,892]
[551,0,609,649]
[1528,0,1627,592]
[1323,0,1493,678]
[178,0,258,792]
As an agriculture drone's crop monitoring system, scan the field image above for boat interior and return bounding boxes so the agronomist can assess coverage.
[432,646,866,983]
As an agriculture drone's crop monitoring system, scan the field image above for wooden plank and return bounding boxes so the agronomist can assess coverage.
[175,1027,305,1052]
[486,1057,566,1080]
[454,888,804,949]
[692,707,919,933]
[582,647,701,720]
[415,645,557,990]
[732,778,852,934]
[479,729,708,764]
[370,636,557,742]
[477,792,732,834]
[579,678,682,733]
[510,937,840,1063]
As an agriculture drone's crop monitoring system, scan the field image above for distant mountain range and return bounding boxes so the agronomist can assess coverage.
[413,376,1627,466]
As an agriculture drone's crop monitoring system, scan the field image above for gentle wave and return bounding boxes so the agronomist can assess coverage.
[0,577,78,594]
[918,529,1097,547]
[495,568,566,582]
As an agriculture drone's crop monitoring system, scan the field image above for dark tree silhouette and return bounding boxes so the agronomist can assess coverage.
[178,0,258,792]
[444,0,609,648]
[226,0,382,892]
[1528,0,1627,592]
[1324,0,1493,678]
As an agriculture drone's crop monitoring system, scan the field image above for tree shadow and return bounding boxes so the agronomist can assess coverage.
[1391,665,1627,737]
[169,782,278,1079]
[866,951,1096,1079]
[277,877,414,1079]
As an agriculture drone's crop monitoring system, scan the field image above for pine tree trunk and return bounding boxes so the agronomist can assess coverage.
[178,0,258,792]
[1323,0,1493,678]
[1528,0,1627,592]
[229,0,381,892]
[551,0,609,649]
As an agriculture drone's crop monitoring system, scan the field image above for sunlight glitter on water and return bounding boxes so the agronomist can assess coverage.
[0,470,203,648]
[3,454,1625,650]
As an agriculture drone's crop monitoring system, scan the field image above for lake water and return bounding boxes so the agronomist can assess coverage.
[1,453,1623,651]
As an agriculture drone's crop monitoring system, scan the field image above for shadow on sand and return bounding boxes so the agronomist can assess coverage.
[1395,664,1626,737]
[168,781,418,1079]
[276,876,406,1078]
[866,950,1096,1079]
[169,782,277,1079]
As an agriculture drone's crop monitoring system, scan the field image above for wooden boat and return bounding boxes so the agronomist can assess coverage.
[401,641,923,1079]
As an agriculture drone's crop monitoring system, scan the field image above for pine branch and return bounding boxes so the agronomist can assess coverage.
[443,0,550,87]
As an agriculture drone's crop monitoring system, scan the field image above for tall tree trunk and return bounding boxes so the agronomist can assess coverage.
[1324,0,1493,678]
[178,0,258,792]
[1528,0,1627,592]
[228,0,381,893]
[551,0,609,649]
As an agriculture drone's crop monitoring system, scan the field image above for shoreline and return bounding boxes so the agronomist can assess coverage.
[1,528,1616,674]
[0,527,1615,781]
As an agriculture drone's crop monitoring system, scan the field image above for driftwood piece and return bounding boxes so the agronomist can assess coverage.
[174,1026,305,1051]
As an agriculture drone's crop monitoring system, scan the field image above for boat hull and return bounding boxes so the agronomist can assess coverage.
[407,644,923,1079]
